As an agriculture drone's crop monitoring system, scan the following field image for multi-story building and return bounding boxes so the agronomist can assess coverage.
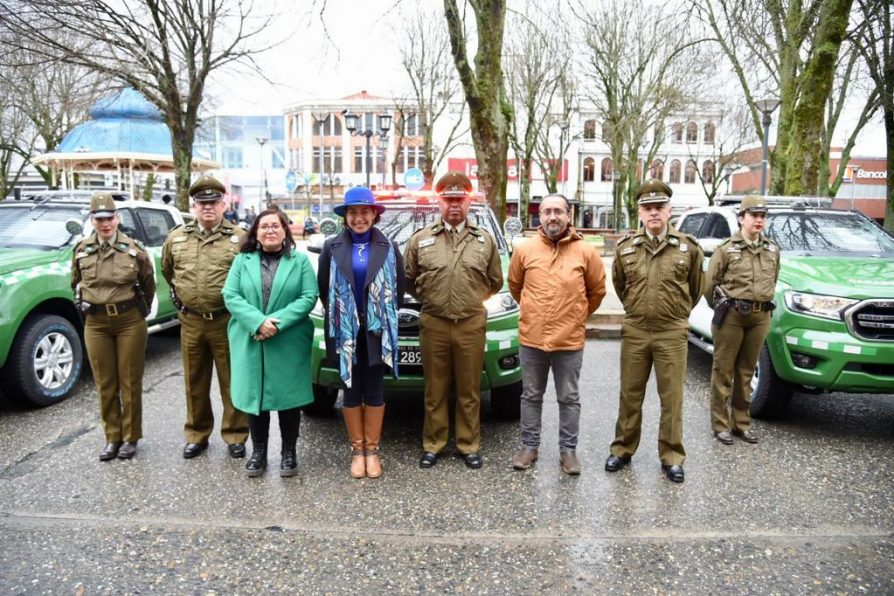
[194,115,286,214]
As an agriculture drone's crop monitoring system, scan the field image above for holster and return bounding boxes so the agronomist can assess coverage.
[134,281,151,318]
[712,300,730,328]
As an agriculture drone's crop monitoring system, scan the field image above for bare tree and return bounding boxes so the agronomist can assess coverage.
[393,5,467,187]
[0,0,273,210]
[693,0,871,197]
[443,0,511,221]
[576,0,706,229]
[853,0,893,231]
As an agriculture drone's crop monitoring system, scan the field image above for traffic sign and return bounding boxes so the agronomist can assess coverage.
[404,167,424,190]
[285,170,298,192]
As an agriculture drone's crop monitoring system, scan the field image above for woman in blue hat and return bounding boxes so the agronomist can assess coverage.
[317,187,405,479]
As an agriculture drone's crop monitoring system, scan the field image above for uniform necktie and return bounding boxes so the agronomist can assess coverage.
[652,236,659,248]
[101,242,110,251]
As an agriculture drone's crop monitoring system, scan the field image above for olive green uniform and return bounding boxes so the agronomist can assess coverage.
[71,231,155,443]
[161,220,248,445]
[404,219,503,455]
[610,226,703,466]
[705,231,780,432]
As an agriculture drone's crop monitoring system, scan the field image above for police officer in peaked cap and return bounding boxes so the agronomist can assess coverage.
[704,195,780,446]
[162,174,249,460]
[604,178,704,483]
[72,193,156,461]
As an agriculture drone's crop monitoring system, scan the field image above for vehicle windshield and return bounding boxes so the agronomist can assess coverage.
[766,211,894,254]
[375,204,508,253]
[0,206,86,250]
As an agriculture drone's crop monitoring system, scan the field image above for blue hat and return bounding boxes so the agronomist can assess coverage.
[334,187,385,216]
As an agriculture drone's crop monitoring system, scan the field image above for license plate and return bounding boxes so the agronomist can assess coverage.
[398,345,423,365]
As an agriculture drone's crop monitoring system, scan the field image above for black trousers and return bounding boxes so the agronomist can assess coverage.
[247,408,301,447]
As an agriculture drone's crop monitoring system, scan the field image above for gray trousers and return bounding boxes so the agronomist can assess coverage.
[519,345,584,450]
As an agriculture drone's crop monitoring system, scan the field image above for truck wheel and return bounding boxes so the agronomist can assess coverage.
[304,384,338,416]
[4,315,83,407]
[750,344,793,419]
[490,380,522,420]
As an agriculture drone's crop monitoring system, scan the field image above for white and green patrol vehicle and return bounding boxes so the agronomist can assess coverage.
[0,191,184,407]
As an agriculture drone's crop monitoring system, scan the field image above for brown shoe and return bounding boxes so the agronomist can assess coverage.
[559,450,581,475]
[342,406,366,478]
[512,447,538,470]
[713,431,734,445]
[362,404,385,479]
[733,429,759,444]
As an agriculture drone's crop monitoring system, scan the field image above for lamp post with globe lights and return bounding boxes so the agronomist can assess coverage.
[343,110,392,187]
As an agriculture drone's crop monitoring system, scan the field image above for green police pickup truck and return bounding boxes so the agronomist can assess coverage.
[0,191,183,407]
[679,199,894,417]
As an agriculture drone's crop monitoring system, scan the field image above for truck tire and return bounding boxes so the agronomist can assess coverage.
[489,380,522,420]
[4,314,83,407]
[304,384,338,416]
[750,343,793,419]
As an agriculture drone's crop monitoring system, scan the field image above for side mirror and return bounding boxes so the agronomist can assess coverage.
[503,216,523,252]
[65,218,84,237]
[319,218,338,237]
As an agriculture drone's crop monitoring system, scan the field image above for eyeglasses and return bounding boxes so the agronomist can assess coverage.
[259,224,283,232]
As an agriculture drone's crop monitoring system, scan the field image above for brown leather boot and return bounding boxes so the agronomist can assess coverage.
[342,406,366,478]
[363,404,385,479]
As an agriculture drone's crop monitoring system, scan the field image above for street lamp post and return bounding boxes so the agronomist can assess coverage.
[312,112,330,219]
[255,136,268,208]
[755,98,781,196]
[343,110,392,188]
[850,165,862,211]
[556,119,570,197]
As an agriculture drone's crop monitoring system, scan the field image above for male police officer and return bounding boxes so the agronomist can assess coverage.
[604,179,703,483]
[72,194,155,460]
[162,175,249,459]
[705,196,780,445]
[405,172,503,469]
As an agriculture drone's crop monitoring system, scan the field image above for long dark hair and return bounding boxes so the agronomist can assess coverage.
[241,208,294,254]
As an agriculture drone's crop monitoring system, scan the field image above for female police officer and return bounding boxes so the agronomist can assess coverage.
[71,193,155,461]
[704,195,780,445]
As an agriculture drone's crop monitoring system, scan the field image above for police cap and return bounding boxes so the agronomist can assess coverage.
[435,171,473,198]
[738,195,769,215]
[90,193,118,218]
[189,175,226,202]
[636,179,673,205]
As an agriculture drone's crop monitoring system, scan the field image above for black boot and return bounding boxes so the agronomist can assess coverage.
[280,447,298,477]
[245,443,267,478]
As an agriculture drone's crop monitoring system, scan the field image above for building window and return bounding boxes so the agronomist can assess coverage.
[686,122,698,143]
[704,122,715,144]
[223,147,243,169]
[672,123,683,143]
[333,148,343,173]
[649,160,664,180]
[271,148,284,170]
[404,114,418,136]
[669,159,681,183]
[354,148,364,173]
[583,157,595,182]
[601,121,611,142]
[583,119,596,141]
[703,160,715,183]
[600,157,613,182]
[685,159,697,183]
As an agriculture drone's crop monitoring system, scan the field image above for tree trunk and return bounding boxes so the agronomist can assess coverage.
[783,0,853,196]
[443,0,510,222]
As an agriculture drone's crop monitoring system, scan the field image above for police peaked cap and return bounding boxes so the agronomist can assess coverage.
[636,179,673,205]
[189,175,227,201]
[90,193,118,217]
[435,171,473,197]
[738,195,769,215]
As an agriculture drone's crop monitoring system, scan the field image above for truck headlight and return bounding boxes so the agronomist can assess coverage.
[484,291,518,318]
[783,290,858,321]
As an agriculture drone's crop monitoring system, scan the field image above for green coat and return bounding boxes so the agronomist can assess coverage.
[222,250,318,414]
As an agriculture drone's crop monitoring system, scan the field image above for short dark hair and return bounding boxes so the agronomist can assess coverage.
[541,193,571,212]
[241,208,294,254]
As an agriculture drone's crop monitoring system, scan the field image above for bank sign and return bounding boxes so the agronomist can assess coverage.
[447,158,568,182]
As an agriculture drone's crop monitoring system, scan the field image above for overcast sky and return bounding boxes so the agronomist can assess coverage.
[205,0,887,157]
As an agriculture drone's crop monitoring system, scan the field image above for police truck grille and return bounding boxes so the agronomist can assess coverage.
[848,300,894,341]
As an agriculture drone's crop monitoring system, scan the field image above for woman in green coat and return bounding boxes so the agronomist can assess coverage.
[223,209,318,478]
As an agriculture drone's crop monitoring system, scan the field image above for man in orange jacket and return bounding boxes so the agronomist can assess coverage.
[508,194,606,474]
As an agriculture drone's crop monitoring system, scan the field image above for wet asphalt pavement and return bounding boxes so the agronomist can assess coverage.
[1,334,893,594]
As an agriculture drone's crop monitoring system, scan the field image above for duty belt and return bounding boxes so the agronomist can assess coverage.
[88,298,140,316]
[181,305,229,320]
[732,299,772,313]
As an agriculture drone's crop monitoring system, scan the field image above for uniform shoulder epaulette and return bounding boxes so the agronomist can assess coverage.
[132,239,146,250]
[717,237,732,248]
[685,233,699,244]
[616,234,632,245]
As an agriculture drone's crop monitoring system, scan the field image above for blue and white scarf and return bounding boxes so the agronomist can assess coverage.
[328,241,400,387]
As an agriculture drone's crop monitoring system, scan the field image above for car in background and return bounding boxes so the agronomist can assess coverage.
[305,190,523,418]
[0,191,184,407]
[678,199,894,417]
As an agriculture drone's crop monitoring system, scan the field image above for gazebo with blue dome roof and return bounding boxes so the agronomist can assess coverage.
[33,87,218,199]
